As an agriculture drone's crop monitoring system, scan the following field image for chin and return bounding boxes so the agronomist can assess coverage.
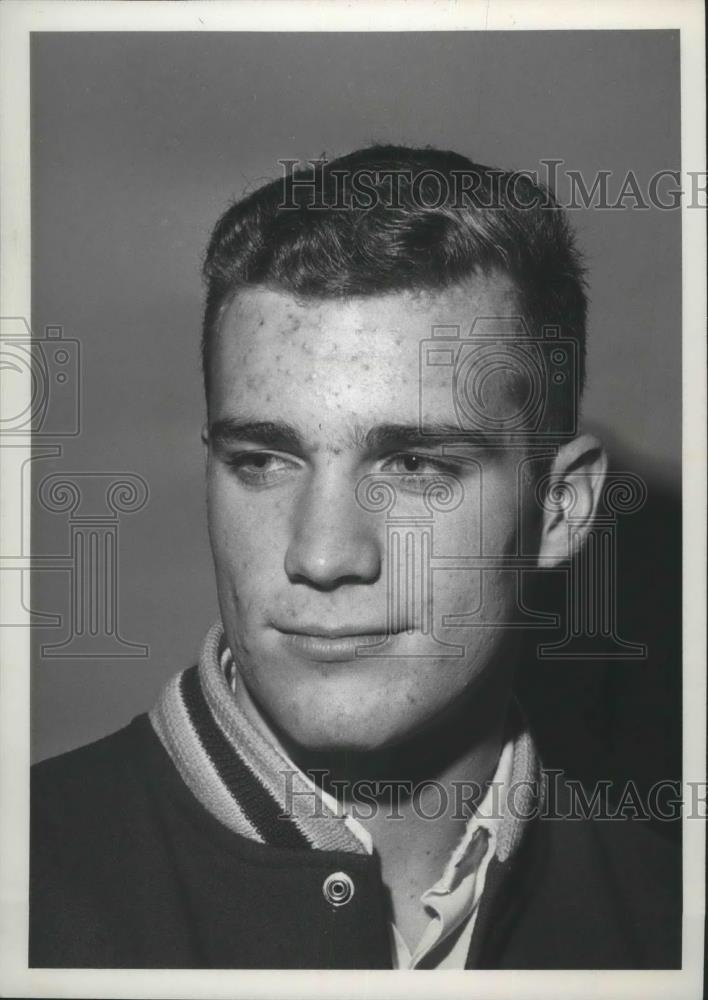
[242,653,465,757]
[270,705,389,753]
[265,688,434,757]
[285,723,393,755]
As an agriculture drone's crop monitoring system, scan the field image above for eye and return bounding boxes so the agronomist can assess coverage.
[224,451,299,487]
[381,453,453,491]
[383,453,446,475]
[399,455,425,473]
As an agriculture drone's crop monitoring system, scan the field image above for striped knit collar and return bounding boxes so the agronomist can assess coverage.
[149,621,543,863]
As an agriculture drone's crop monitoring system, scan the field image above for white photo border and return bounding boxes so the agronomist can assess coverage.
[0,2,705,998]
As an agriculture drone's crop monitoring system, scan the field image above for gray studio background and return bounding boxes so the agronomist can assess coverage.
[31,31,681,763]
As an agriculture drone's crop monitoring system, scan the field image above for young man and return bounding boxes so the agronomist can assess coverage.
[30,146,680,970]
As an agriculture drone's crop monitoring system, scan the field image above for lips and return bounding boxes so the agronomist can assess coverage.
[275,624,391,639]
[273,623,398,663]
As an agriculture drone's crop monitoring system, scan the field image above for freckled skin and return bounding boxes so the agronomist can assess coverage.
[206,279,527,752]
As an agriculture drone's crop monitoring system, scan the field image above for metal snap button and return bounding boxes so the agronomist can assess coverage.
[322,871,355,907]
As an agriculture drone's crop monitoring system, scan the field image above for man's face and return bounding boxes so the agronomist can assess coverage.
[206,277,530,752]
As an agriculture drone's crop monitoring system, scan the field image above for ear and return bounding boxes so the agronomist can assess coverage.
[201,423,210,453]
[537,434,608,568]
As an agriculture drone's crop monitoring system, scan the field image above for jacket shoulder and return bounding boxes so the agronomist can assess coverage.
[31,714,163,836]
[532,807,681,968]
[30,714,169,966]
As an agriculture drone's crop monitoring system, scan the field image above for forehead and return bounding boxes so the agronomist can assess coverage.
[214,274,517,363]
[209,276,520,426]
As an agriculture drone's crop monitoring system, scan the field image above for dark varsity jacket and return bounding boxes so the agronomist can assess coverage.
[30,623,681,969]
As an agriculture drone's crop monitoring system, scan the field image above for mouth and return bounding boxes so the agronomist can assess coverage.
[272,624,401,662]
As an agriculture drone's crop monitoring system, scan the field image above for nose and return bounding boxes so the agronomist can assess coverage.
[284,468,381,590]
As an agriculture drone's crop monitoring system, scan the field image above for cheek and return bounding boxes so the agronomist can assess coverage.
[480,467,522,553]
[427,476,520,622]
[207,478,262,577]
[428,477,517,558]
[207,475,295,600]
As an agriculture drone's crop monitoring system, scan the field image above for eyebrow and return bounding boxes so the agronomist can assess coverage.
[208,419,303,452]
[208,417,490,453]
[362,423,491,451]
